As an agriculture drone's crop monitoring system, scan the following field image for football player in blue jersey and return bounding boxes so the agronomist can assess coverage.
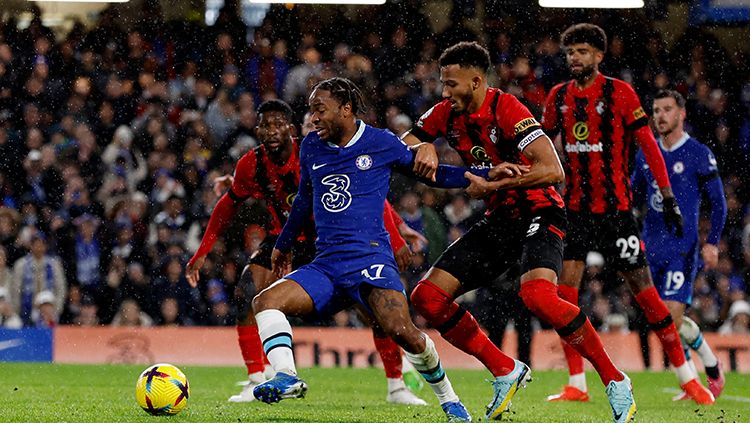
[248,77,511,422]
[632,89,727,400]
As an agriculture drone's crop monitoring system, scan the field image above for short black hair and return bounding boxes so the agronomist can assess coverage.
[561,23,608,53]
[439,41,491,73]
[257,99,294,121]
[312,77,367,115]
[654,89,686,108]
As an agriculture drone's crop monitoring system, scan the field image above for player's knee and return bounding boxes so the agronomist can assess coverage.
[519,279,556,319]
[410,280,450,321]
[251,290,276,314]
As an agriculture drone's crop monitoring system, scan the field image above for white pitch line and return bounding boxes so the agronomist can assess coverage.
[662,388,750,403]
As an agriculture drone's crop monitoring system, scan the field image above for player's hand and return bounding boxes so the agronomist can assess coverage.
[213,174,234,197]
[662,195,684,237]
[465,172,496,199]
[412,143,438,182]
[394,245,412,272]
[398,222,427,253]
[701,244,719,270]
[488,163,530,180]
[271,248,292,279]
[185,255,205,288]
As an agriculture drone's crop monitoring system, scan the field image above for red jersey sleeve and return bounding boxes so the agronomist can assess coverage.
[616,80,649,130]
[542,83,565,137]
[495,93,545,152]
[409,101,453,143]
[383,200,406,252]
[230,150,263,201]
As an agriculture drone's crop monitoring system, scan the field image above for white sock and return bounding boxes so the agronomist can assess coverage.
[679,316,718,368]
[402,354,417,373]
[569,372,587,392]
[256,309,296,376]
[405,335,459,404]
[248,371,266,384]
[674,361,694,385]
[387,377,406,393]
[263,364,275,379]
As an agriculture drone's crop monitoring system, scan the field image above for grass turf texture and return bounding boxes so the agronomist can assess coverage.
[1,363,748,422]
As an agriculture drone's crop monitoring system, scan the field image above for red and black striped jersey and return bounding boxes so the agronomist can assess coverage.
[411,87,564,218]
[543,73,650,214]
[231,142,305,235]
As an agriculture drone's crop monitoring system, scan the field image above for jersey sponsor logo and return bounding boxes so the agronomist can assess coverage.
[513,117,539,135]
[470,146,491,163]
[517,128,544,151]
[632,107,646,120]
[564,141,603,153]
[672,161,684,174]
[355,155,372,170]
[572,121,589,141]
[321,174,352,213]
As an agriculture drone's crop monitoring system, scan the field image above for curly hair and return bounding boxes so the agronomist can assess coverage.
[561,23,608,53]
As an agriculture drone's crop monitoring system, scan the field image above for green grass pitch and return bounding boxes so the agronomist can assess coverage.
[0,363,748,422]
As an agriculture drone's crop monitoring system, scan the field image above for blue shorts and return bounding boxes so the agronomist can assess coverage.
[647,241,699,305]
[284,251,405,317]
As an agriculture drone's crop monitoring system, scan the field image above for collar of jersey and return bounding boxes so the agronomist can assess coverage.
[327,120,365,149]
[659,131,690,152]
[570,72,604,95]
[468,88,496,122]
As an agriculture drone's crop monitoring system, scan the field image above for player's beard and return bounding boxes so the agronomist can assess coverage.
[657,120,678,138]
[572,64,596,84]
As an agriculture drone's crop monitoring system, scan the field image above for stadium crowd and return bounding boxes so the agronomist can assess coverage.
[0,2,748,343]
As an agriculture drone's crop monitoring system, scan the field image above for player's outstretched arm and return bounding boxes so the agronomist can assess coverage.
[466,134,564,195]
[186,192,244,287]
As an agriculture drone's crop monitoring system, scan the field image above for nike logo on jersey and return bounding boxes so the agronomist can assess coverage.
[0,339,24,352]
[312,163,327,170]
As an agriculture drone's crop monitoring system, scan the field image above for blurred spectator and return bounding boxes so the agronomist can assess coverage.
[158,297,183,326]
[32,290,58,327]
[11,232,66,325]
[718,300,750,334]
[111,298,153,327]
[0,286,22,328]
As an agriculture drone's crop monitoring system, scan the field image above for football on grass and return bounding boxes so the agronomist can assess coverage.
[135,363,190,415]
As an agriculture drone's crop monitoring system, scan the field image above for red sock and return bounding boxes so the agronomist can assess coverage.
[558,285,585,376]
[237,324,266,374]
[373,335,402,378]
[411,280,516,376]
[635,286,686,367]
[520,279,622,386]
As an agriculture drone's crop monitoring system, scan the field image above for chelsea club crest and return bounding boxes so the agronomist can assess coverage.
[356,154,372,170]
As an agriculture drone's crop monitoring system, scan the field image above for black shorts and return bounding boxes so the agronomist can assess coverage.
[564,211,647,272]
[238,235,316,317]
[433,207,566,291]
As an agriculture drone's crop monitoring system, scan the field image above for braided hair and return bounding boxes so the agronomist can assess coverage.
[312,77,367,116]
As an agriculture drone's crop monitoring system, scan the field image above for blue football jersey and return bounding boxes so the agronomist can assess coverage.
[632,133,722,257]
[297,121,413,258]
